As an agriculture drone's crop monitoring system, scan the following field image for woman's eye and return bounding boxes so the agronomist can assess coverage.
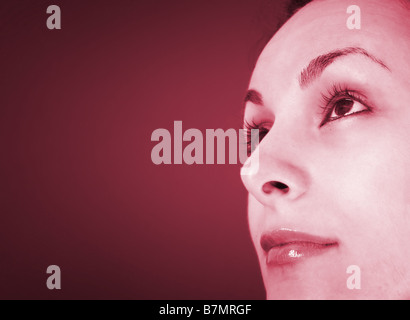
[244,121,272,155]
[254,127,269,143]
[323,98,369,125]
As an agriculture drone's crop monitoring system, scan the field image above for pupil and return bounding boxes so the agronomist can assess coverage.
[335,99,354,116]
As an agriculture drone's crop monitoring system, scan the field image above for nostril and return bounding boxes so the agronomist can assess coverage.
[262,181,290,194]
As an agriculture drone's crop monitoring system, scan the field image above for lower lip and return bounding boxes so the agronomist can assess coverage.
[266,242,337,266]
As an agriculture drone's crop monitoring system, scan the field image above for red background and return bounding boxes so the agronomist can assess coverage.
[0,0,285,299]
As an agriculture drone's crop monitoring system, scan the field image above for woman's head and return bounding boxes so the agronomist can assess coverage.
[242,0,410,299]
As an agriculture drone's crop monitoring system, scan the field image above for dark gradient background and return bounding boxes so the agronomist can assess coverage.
[0,0,285,299]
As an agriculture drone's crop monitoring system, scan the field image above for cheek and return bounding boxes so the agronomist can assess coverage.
[320,114,410,214]
[312,125,410,294]
[319,122,410,261]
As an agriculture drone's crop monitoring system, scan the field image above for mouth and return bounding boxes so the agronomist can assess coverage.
[260,229,338,266]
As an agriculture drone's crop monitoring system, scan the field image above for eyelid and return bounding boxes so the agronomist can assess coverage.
[243,119,273,131]
[319,85,371,127]
[322,89,367,108]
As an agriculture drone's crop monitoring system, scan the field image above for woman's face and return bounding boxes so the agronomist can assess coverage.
[242,0,410,299]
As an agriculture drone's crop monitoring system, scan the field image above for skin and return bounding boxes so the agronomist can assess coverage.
[241,0,410,299]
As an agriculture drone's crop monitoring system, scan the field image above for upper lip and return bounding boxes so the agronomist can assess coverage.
[260,229,338,253]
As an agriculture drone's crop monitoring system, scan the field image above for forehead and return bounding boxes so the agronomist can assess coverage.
[250,0,410,92]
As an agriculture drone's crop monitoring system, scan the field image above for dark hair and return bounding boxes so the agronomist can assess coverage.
[250,0,313,68]
[281,0,314,30]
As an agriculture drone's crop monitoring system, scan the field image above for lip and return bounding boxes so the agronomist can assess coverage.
[260,229,338,266]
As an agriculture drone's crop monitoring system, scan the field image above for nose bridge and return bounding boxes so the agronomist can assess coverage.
[260,101,311,160]
[262,117,303,159]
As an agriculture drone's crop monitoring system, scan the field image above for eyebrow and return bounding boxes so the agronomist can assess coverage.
[243,47,390,108]
[244,89,263,105]
[299,46,390,88]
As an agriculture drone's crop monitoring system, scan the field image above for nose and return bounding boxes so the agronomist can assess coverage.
[241,126,310,207]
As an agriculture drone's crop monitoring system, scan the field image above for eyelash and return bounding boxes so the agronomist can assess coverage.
[244,119,270,156]
[244,84,372,154]
[319,84,372,127]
